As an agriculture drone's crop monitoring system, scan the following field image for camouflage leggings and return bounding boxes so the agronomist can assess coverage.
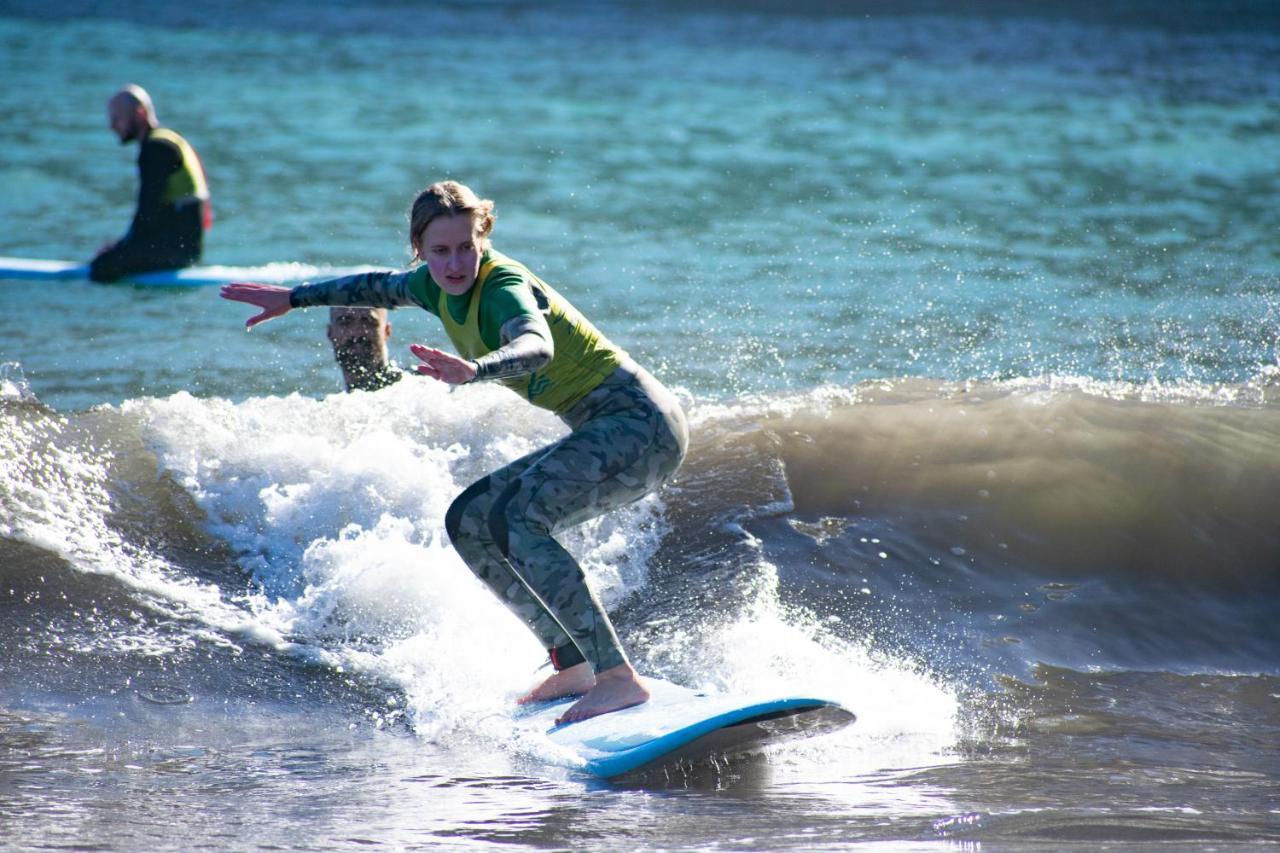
[445,361,688,673]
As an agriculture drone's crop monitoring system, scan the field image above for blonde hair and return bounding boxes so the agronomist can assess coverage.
[408,180,495,256]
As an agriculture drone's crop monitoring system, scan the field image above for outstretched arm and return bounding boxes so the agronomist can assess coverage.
[290,270,424,310]
[220,282,293,328]
[410,316,553,385]
[221,270,427,330]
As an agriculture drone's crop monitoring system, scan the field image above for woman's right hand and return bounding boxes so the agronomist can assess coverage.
[220,282,293,329]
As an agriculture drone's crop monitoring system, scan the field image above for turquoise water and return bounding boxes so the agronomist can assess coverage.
[1,2,1277,408]
[2,2,1279,849]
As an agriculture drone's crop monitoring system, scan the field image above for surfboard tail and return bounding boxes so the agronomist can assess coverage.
[588,701,856,779]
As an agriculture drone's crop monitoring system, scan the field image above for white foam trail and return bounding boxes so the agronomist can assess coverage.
[644,559,959,779]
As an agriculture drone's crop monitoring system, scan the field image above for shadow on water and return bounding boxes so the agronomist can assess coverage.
[612,750,777,791]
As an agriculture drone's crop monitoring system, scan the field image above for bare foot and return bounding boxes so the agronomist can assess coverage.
[555,664,649,725]
[517,662,595,705]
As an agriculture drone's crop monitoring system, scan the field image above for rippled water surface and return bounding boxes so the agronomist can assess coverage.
[1,1,1278,849]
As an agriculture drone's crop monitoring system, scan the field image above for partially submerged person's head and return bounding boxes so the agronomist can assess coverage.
[327,306,398,392]
[409,181,495,295]
[107,84,157,144]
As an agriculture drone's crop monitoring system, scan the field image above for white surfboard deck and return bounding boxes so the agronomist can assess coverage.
[0,255,380,287]
[516,677,854,779]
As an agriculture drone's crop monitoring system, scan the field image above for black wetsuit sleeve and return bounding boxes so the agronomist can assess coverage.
[290,270,430,311]
[128,138,180,239]
[471,315,553,381]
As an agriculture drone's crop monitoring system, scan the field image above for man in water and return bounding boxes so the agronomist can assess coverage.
[328,306,403,392]
[90,84,211,283]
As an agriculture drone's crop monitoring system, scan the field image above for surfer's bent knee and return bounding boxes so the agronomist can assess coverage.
[487,477,527,559]
[445,474,494,545]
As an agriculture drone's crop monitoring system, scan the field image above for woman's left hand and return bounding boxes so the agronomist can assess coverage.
[410,344,477,385]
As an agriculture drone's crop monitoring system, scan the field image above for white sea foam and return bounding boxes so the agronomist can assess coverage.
[125,378,672,744]
[638,556,959,779]
[0,362,34,402]
[0,399,265,657]
[6,376,958,775]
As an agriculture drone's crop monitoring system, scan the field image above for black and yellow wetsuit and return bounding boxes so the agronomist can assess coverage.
[90,127,210,282]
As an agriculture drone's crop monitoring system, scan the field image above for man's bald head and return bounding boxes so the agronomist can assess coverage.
[107,84,157,144]
[328,306,390,340]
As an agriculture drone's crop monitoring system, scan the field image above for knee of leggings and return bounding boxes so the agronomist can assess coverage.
[445,475,492,546]
[488,477,553,559]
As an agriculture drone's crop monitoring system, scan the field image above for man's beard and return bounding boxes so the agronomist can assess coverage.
[335,342,381,376]
[335,342,400,391]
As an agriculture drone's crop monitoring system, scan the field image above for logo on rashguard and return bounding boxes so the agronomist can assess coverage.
[527,372,551,399]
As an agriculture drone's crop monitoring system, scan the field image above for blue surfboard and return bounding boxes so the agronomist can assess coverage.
[516,677,854,779]
[0,255,379,287]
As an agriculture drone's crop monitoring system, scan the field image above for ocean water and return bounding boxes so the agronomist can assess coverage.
[1,0,1279,849]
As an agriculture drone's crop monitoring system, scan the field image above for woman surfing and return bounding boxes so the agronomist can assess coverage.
[220,180,688,724]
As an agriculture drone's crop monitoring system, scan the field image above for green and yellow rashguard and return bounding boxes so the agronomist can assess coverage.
[291,250,626,416]
[90,127,210,282]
